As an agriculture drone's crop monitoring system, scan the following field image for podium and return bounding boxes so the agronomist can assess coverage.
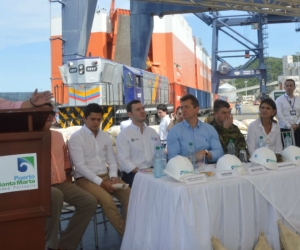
[0,108,52,249]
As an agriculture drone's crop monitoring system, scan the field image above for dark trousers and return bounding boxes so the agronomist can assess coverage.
[121,172,136,188]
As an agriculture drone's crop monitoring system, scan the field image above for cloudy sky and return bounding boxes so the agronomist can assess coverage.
[0,0,299,92]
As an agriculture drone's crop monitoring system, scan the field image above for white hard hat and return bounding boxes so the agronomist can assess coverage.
[250,147,277,170]
[282,145,300,165]
[216,154,242,171]
[164,156,194,182]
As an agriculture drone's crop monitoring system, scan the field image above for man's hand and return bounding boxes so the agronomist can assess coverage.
[170,113,175,121]
[100,180,116,193]
[223,114,233,129]
[131,167,139,173]
[30,89,53,107]
[111,177,122,184]
[291,124,298,131]
[195,150,211,161]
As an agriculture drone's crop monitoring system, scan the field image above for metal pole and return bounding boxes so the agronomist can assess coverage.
[244,80,248,103]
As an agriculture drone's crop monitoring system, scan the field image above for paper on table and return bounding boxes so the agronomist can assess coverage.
[112,183,129,189]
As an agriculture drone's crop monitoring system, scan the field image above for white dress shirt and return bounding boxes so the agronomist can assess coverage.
[116,123,160,173]
[246,118,282,156]
[159,115,170,141]
[120,118,132,130]
[276,93,300,129]
[68,125,118,186]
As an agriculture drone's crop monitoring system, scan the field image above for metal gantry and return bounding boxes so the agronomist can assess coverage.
[130,0,300,96]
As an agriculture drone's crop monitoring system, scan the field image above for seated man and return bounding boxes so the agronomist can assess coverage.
[43,105,97,250]
[117,100,160,187]
[68,103,130,237]
[167,94,223,162]
[208,99,249,159]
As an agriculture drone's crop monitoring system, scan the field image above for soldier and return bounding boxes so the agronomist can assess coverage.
[208,99,249,159]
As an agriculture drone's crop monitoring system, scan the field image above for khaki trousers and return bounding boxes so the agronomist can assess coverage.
[46,182,97,250]
[76,174,131,236]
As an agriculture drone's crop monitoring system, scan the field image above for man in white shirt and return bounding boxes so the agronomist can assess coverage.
[276,79,300,146]
[117,100,160,187]
[68,103,130,237]
[157,104,170,146]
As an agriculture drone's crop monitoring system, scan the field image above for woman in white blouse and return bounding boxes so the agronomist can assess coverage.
[247,98,282,156]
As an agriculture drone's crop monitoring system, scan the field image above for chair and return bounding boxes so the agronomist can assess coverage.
[59,164,84,250]
[280,129,295,148]
[67,141,123,248]
[92,195,123,248]
[68,145,108,248]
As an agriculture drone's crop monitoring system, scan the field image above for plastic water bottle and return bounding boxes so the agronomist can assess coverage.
[227,139,235,155]
[160,145,167,175]
[258,136,265,148]
[153,146,162,178]
[284,133,293,148]
[187,142,196,168]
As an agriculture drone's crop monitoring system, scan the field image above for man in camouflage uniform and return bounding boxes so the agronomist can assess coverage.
[208,99,249,159]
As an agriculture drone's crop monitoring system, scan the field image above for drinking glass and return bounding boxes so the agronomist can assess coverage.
[239,150,247,163]
[195,155,205,174]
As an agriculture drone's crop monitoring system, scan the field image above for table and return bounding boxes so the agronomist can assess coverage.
[121,167,300,250]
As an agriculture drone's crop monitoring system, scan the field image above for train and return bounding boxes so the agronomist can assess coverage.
[51,8,229,130]
[54,56,226,130]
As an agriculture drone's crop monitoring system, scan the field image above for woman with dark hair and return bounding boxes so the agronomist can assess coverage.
[247,98,282,156]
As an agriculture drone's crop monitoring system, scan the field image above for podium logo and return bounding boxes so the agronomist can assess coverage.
[17,156,35,172]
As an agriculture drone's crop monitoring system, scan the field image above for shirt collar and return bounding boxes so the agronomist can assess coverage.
[257,119,276,131]
[211,118,223,129]
[182,119,201,129]
[129,122,147,131]
[285,93,294,99]
[82,124,98,136]
[161,115,169,121]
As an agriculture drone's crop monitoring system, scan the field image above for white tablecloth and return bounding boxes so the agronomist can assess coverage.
[121,167,300,250]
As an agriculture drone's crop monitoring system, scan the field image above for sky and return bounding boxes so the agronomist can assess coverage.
[1,0,300,92]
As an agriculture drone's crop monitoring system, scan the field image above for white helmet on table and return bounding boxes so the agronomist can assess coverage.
[250,147,277,170]
[164,156,194,182]
[282,145,300,165]
[216,154,242,171]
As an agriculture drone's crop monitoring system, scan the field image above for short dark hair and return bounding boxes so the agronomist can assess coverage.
[213,99,230,112]
[157,104,168,113]
[285,79,295,86]
[259,98,277,123]
[127,100,141,112]
[84,103,104,118]
[180,94,199,108]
